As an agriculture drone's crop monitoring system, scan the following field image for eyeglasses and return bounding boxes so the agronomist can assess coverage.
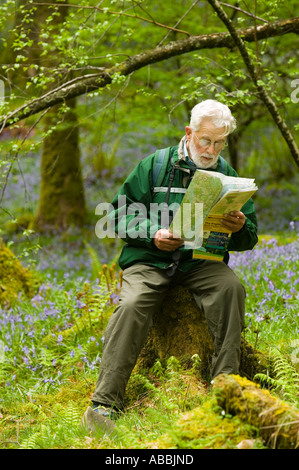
[194,134,227,150]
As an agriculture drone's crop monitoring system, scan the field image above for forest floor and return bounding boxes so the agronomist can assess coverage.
[0,228,298,450]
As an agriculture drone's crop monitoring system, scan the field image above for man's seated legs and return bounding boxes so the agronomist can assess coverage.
[92,264,171,411]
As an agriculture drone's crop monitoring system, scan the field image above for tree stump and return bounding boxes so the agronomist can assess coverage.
[136,286,268,380]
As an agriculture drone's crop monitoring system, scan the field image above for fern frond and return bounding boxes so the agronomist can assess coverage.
[254,348,299,406]
[84,242,102,281]
[253,373,278,389]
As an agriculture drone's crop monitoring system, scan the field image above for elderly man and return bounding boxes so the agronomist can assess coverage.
[84,99,258,429]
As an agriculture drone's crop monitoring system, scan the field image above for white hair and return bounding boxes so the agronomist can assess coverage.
[190,99,236,135]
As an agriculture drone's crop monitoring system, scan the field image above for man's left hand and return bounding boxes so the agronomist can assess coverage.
[221,211,246,233]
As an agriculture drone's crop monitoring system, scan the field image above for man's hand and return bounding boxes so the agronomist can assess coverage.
[221,211,246,233]
[154,229,184,251]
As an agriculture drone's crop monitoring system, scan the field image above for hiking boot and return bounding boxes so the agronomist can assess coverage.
[92,403,119,421]
[82,405,118,435]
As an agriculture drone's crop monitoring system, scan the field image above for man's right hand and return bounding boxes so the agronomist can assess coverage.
[153,229,184,252]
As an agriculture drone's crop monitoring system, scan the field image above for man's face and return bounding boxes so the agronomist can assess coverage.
[186,118,227,169]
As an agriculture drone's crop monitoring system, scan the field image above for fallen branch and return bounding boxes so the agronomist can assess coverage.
[213,374,299,449]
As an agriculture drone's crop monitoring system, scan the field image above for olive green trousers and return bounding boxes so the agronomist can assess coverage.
[93,261,246,409]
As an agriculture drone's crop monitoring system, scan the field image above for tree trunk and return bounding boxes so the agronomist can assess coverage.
[0,1,87,232]
[28,1,87,231]
[33,99,86,232]
[227,132,240,173]
[136,286,268,381]
[213,374,299,449]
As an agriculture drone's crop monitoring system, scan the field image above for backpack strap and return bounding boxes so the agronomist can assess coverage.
[152,146,196,191]
[151,147,171,190]
[219,155,227,174]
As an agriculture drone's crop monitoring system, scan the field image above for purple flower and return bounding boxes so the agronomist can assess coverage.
[268,280,275,291]
[31,294,43,305]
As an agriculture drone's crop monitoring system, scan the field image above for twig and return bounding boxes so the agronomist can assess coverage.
[254,0,261,77]
[0,108,50,204]
[219,2,268,23]
[260,420,299,429]
[158,0,201,46]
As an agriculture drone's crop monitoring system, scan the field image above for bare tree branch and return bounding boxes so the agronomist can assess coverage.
[1,16,299,131]
[207,0,299,169]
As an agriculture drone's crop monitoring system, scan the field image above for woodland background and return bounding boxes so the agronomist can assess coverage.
[0,0,298,450]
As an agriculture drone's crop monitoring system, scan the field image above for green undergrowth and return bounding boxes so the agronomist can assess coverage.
[0,229,298,449]
[153,401,265,449]
[0,360,266,450]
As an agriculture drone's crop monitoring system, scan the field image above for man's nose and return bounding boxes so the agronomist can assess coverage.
[206,143,216,154]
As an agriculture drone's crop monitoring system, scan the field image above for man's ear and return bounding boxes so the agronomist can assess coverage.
[185,126,192,141]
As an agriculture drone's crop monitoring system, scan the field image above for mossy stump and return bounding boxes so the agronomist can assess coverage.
[213,374,299,449]
[136,286,268,380]
[0,238,37,308]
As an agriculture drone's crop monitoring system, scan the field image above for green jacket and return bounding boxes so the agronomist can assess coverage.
[110,145,258,271]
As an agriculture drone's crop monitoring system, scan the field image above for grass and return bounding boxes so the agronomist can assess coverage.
[0,228,298,449]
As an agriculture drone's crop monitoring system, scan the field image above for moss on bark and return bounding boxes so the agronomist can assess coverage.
[152,399,262,449]
[213,373,299,449]
[136,287,213,378]
[0,238,37,308]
